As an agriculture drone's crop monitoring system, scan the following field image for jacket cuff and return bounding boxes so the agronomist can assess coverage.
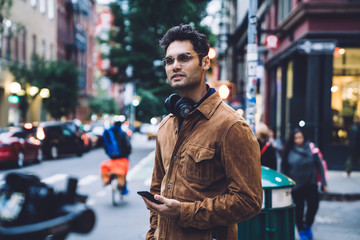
[178,202,195,228]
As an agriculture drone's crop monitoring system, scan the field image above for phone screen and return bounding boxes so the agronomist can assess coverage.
[137,191,162,204]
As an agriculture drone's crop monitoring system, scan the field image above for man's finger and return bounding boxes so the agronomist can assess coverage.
[154,194,168,205]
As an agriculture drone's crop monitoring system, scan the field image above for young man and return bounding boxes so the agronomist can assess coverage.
[141,24,263,240]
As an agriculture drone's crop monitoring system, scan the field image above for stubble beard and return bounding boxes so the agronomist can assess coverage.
[169,78,201,92]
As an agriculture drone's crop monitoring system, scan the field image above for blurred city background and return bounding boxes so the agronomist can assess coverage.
[0,0,359,239]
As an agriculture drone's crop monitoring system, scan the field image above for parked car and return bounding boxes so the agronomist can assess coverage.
[35,121,85,159]
[0,127,42,168]
[140,123,158,140]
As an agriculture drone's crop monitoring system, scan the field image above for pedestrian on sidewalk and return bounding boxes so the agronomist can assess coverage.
[140,24,263,240]
[344,116,360,177]
[256,122,277,170]
[281,128,328,240]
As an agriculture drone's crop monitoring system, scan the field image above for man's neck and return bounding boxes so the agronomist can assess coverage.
[179,83,208,103]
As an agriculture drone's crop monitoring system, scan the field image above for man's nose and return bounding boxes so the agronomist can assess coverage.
[172,59,182,69]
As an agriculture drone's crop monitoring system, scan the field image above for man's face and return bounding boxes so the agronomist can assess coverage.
[164,40,210,91]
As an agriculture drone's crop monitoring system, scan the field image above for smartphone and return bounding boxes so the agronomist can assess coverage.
[137,191,162,204]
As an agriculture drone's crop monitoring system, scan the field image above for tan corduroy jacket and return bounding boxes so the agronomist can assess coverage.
[146,92,263,240]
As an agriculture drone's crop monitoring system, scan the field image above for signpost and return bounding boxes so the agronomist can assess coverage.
[297,39,337,55]
[246,0,258,133]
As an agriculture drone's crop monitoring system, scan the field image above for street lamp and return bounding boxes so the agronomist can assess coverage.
[39,88,50,98]
[9,82,21,94]
[28,86,39,97]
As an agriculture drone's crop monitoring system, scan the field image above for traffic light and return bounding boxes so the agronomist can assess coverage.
[8,95,20,104]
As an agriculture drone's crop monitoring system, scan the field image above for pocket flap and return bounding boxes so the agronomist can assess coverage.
[186,144,215,163]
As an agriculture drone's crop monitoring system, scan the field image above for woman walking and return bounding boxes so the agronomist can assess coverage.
[281,128,327,240]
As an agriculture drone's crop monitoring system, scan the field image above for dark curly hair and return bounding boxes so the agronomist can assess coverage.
[159,24,209,65]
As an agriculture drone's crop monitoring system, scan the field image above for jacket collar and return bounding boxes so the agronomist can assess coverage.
[194,91,222,120]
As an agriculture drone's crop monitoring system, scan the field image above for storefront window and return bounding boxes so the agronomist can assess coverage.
[332,48,360,144]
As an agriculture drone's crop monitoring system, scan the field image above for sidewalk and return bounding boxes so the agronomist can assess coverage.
[320,170,360,201]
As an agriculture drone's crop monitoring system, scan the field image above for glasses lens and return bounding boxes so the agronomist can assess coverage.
[163,57,174,67]
[177,54,191,64]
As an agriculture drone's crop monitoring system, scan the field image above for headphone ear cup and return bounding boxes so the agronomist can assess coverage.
[175,98,195,118]
[165,94,181,114]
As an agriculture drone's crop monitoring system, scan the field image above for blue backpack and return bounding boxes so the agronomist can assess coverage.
[103,128,122,158]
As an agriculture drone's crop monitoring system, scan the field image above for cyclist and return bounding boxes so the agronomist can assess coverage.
[100,118,132,195]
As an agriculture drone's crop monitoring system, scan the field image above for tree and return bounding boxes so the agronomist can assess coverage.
[8,55,80,120]
[43,59,79,119]
[103,0,215,122]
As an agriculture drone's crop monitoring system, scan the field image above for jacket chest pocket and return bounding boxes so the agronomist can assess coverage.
[183,144,215,184]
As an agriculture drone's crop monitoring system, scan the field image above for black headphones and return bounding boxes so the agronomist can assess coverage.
[164,94,195,119]
[164,85,212,119]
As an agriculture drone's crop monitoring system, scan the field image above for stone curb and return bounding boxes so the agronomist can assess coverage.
[320,192,360,201]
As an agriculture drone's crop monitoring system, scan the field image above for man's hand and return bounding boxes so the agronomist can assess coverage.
[142,195,181,219]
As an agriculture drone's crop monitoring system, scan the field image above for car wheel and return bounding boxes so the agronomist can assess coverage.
[76,143,84,157]
[17,152,25,168]
[50,145,59,159]
[36,148,43,163]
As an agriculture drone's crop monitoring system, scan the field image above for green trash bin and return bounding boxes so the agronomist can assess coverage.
[238,166,296,240]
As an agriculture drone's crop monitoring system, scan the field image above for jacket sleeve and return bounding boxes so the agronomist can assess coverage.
[178,121,263,229]
[146,141,165,240]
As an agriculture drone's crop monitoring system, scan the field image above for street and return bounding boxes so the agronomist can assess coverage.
[0,133,155,240]
[1,133,360,240]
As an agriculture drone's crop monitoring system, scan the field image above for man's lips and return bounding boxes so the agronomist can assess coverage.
[171,73,185,80]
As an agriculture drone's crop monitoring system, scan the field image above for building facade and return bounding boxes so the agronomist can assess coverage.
[57,0,96,122]
[0,0,57,127]
[228,0,360,169]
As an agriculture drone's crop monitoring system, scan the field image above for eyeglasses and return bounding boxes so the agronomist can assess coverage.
[162,53,202,68]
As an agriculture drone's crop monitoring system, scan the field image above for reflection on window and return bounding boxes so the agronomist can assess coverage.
[332,48,360,144]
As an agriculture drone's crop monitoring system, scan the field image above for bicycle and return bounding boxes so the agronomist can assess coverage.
[109,173,126,206]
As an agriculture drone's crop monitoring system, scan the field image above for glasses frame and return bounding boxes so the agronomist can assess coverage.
[162,53,202,68]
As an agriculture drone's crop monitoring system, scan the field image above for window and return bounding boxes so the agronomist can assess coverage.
[50,43,53,60]
[332,48,360,144]
[22,30,27,64]
[31,0,37,8]
[41,39,46,58]
[14,35,19,62]
[32,34,37,56]
[40,0,46,14]
[48,0,54,19]
[5,35,11,60]
[278,0,292,23]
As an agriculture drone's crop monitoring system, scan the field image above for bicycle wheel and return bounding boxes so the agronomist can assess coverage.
[111,178,123,206]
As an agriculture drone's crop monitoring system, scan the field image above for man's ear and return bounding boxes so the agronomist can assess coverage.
[202,56,211,71]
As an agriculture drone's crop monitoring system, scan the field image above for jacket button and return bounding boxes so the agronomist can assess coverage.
[173,156,177,161]
[167,183,171,189]
[175,129,178,134]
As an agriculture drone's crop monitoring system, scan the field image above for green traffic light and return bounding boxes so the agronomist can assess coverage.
[8,95,20,104]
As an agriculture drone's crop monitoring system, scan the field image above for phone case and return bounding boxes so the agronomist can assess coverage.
[137,191,162,204]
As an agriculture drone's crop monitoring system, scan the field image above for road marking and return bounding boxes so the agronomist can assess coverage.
[42,173,68,184]
[78,175,99,186]
[127,150,155,181]
[96,189,108,197]
[144,178,152,186]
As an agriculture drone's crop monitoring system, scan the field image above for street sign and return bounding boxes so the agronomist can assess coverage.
[297,39,337,55]
[265,34,279,50]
